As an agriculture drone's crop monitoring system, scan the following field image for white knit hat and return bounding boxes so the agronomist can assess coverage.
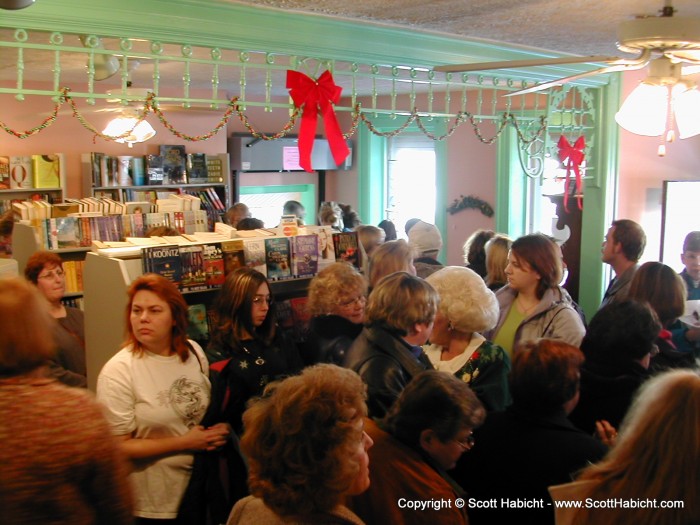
[408,220,443,255]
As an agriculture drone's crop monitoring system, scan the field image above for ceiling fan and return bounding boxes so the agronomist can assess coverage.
[434,1,700,97]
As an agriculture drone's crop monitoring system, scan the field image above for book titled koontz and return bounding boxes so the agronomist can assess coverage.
[142,244,182,286]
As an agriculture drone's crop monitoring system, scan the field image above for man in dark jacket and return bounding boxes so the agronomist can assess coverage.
[343,272,437,418]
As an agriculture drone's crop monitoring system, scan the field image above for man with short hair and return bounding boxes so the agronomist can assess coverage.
[671,231,700,356]
[599,219,646,308]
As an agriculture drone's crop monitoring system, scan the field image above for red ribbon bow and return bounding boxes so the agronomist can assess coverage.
[286,70,349,173]
[557,135,586,211]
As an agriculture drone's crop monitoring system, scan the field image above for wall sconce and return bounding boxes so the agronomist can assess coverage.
[102,113,156,148]
[615,57,700,154]
[0,0,35,9]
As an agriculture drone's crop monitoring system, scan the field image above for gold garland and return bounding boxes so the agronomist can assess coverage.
[0,89,547,147]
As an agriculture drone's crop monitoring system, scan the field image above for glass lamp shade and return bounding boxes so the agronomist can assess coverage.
[615,82,669,137]
[93,53,120,81]
[102,117,156,146]
[673,86,700,139]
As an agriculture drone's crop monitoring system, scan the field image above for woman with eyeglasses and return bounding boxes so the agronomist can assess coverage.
[348,370,485,525]
[24,251,86,387]
[205,267,303,433]
[302,262,368,365]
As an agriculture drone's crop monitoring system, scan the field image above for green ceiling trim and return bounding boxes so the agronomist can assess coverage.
[2,0,611,86]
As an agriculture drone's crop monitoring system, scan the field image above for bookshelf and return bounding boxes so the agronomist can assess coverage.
[0,153,68,214]
[83,153,231,228]
[83,250,311,391]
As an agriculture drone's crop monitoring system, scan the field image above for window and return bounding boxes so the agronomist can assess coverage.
[386,133,437,238]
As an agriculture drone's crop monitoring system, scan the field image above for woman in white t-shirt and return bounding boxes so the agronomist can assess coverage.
[97,274,229,524]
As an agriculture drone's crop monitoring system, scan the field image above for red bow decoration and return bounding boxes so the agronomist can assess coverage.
[557,135,586,211]
[286,70,350,173]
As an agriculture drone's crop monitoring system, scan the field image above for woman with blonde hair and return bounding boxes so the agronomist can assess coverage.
[228,364,372,524]
[368,239,416,290]
[424,266,511,411]
[1,277,133,525]
[344,272,437,418]
[484,234,512,291]
[550,369,700,525]
[304,262,368,365]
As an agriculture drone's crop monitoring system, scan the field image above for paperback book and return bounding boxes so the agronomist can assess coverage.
[160,145,187,184]
[291,234,319,278]
[203,243,226,288]
[265,236,292,281]
[332,231,361,269]
[243,238,267,276]
[142,244,182,285]
[179,245,207,291]
[186,303,210,344]
[221,239,246,276]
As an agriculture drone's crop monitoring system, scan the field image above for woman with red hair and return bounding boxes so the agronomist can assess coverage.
[97,273,229,523]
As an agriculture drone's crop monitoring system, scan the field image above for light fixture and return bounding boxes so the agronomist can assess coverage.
[102,114,156,148]
[615,57,700,153]
[79,35,120,81]
[0,0,35,9]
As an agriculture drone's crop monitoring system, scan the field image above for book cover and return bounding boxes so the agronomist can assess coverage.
[203,243,226,288]
[179,245,207,291]
[142,244,182,285]
[332,231,360,269]
[9,156,32,189]
[243,238,267,276]
[291,234,319,278]
[186,303,210,344]
[275,299,294,332]
[160,145,187,184]
[131,156,146,186]
[55,217,80,248]
[100,155,118,187]
[0,156,9,189]
[186,153,209,182]
[116,156,134,186]
[265,236,292,281]
[311,225,336,270]
[205,155,223,183]
[221,239,246,276]
[32,154,61,188]
[145,155,164,185]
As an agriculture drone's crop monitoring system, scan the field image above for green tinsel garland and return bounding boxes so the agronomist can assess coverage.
[447,195,494,217]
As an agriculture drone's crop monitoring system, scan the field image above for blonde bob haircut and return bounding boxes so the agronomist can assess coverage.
[366,271,438,335]
[241,364,368,517]
[572,369,700,525]
[307,262,368,317]
[368,239,416,289]
[0,277,55,375]
[484,234,512,289]
[426,266,498,334]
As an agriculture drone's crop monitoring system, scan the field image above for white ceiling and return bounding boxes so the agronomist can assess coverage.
[229,0,700,57]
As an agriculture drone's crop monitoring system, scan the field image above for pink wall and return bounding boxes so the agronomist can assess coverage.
[617,69,700,262]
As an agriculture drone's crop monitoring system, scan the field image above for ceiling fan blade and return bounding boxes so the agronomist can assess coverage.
[434,55,619,73]
[504,61,649,97]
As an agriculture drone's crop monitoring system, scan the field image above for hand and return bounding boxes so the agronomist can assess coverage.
[182,424,230,452]
[594,420,618,447]
[685,327,700,342]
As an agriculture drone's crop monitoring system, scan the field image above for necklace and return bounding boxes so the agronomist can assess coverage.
[516,295,539,316]
[242,344,265,366]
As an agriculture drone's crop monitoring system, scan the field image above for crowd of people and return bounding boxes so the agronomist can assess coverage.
[2,208,699,525]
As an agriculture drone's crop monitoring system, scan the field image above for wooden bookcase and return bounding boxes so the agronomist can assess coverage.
[83,250,310,391]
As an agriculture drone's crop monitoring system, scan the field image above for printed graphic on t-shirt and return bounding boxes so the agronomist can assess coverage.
[157,376,208,427]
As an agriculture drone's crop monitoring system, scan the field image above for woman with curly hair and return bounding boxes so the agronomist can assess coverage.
[227,364,373,525]
[303,262,368,365]
[424,266,511,411]
[550,369,700,525]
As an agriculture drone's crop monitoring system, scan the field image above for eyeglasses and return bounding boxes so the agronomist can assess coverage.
[454,432,475,450]
[252,295,273,306]
[338,295,366,308]
[38,268,65,280]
